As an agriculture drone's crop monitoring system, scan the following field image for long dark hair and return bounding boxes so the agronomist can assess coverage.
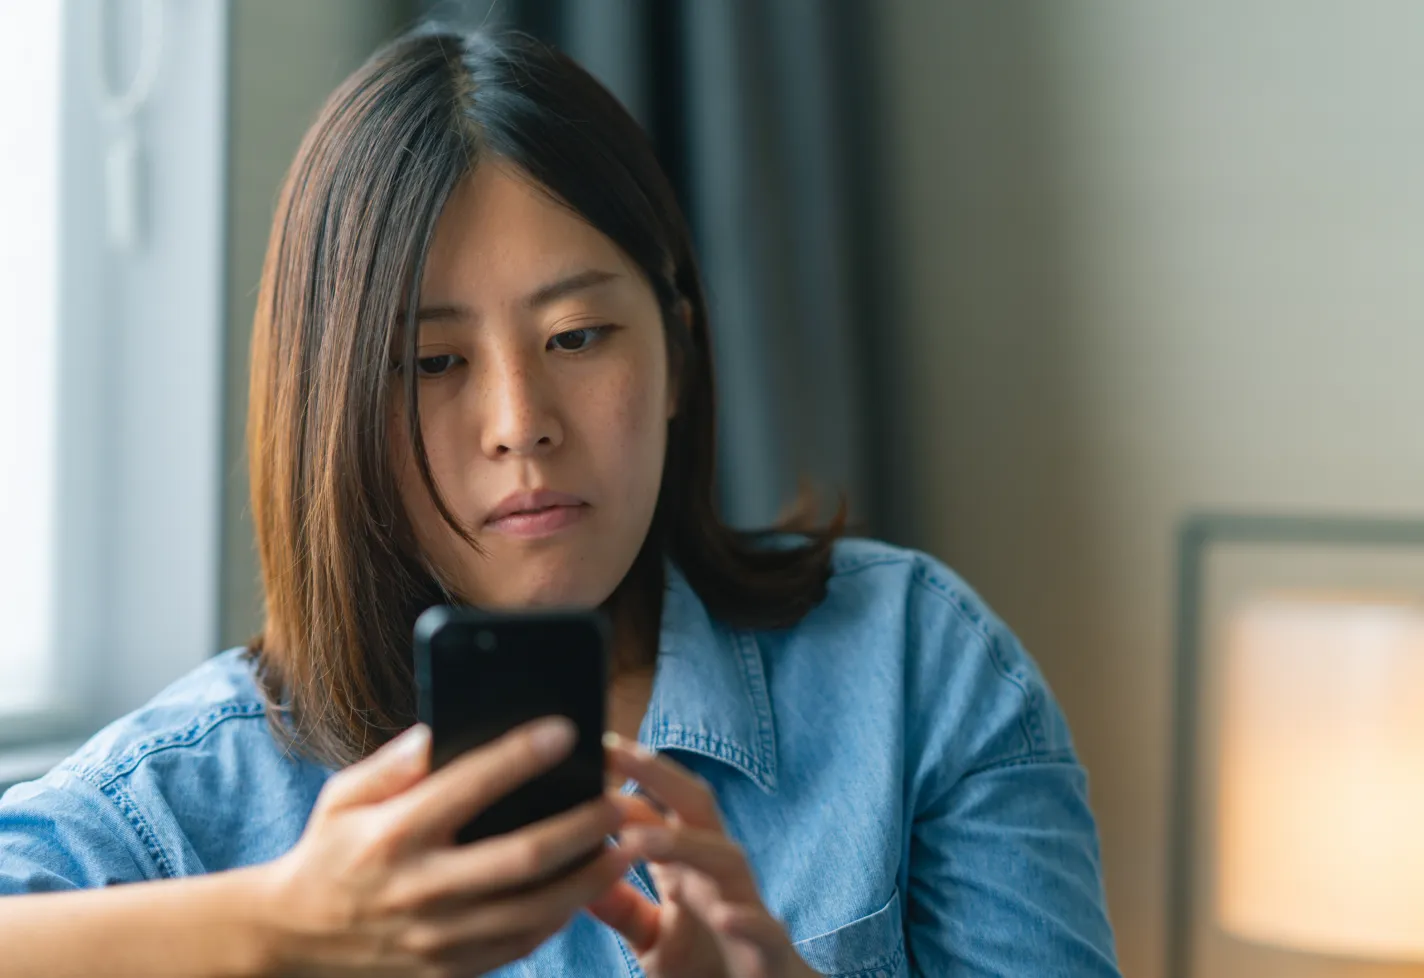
[247,28,843,766]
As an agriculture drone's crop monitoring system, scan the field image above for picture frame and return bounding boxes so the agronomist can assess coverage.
[1167,513,1424,978]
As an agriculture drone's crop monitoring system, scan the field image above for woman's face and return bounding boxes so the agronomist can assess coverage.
[391,163,674,609]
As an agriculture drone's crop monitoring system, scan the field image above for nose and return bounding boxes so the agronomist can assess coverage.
[478,349,564,459]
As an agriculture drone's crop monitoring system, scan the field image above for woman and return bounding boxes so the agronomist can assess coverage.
[0,27,1120,978]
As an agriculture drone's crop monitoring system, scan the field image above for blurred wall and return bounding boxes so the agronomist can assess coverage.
[879,2,1424,976]
[221,0,415,646]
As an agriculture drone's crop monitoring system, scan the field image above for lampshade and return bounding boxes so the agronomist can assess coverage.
[1214,595,1424,960]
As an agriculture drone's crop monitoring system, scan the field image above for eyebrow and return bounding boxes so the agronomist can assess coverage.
[412,268,622,325]
[524,268,622,309]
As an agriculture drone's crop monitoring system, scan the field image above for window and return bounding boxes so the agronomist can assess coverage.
[0,0,229,765]
[0,3,64,721]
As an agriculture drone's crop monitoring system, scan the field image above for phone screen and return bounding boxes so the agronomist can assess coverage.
[413,607,608,845]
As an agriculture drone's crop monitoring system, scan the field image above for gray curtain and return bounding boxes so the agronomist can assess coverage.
[422,0,907,538]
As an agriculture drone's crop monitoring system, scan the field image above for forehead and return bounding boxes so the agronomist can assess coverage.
[420,162,635,303]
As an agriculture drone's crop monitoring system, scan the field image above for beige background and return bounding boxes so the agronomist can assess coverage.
[879,2,1424,976]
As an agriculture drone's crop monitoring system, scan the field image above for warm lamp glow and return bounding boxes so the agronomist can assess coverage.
[1215,596,1424,960]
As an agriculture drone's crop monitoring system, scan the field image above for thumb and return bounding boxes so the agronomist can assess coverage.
[319,723,431,812]
[612,792,669,828]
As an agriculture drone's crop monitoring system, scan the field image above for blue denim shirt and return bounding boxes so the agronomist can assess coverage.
[0,540,1120,976]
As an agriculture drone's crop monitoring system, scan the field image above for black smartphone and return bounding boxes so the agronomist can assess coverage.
[413,606,608,846]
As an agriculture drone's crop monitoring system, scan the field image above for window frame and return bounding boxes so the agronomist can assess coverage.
[0,0,230,767]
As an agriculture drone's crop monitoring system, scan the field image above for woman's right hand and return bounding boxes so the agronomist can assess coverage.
[254,718,631,977]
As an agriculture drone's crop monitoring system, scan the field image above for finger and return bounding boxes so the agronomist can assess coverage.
[391,794,625,907]
[605,741,670,814]
[418,845,634,951]
[646,859,682,903]
[611,793,668,829]
[441,932,553,976]
[585,879,661,953]
[317,724,431,812]
[619,824,759,903]
[387,716,577,843]
[707,900,790,950]
[603,734,722,830]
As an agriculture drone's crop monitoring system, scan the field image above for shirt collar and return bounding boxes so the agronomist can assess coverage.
[638,561,779,793]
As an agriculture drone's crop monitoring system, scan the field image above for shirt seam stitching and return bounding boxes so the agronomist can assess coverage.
[908,564,1048,758]
[648,725,775,793]
[59,705,268,879]
[730,631,778,790]
[75,702,267,789]
[963,748,1079,777]
[100,777,177,879]
[828,552,915,579]
[36,770,165,883]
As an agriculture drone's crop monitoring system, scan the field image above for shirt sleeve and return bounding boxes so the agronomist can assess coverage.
[904,578,1121,977]
[0,768,159,893]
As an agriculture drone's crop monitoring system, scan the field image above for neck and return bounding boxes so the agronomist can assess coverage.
[606,542,664,679]
[604,545,662,749]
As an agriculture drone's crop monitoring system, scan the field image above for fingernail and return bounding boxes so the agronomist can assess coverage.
[603,732,654,758]
[392,724,430,764]
[532,717,577,761]
[623,826,672,857]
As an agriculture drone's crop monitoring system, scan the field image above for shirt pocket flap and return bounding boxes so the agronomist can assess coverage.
[791,889,906,978]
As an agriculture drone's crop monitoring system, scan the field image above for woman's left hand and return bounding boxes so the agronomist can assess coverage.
[587,734,820,978]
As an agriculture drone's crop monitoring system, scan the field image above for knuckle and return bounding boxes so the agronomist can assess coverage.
[502,722,535,753]
[514,835,551,876]
[446,753,492,798]
[374,874,422,916]
[314,770,354,809]
[323,767,357,792]
[353,816,402,865]
[475,732,537,785]
[518,730,549,767]
[316,888,364,935]
[401,922,448,958]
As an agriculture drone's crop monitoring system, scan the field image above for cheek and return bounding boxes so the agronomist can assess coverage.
[604,361,667,465]
[576,359,668,501]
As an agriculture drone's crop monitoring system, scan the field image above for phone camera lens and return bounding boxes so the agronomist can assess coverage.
[475,629,497,651]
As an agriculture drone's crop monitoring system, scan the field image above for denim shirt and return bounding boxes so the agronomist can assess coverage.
[0,540,1120,976]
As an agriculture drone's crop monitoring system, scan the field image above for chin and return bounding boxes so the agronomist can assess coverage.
[480,561,618,611]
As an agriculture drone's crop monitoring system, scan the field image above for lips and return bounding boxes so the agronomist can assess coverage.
[485,489,586,523]
[483,489,590,538]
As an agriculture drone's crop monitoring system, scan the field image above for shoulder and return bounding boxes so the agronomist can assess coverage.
[0,649,324,886]
[822,537,995,627]
[57,649,272,789]
[809,536,1005,651]
[784,538,1076,767]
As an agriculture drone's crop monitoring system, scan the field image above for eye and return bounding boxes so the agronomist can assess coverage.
[415,353,463,377]
[547,325,612,353]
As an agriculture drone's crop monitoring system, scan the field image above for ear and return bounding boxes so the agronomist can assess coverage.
[665,298,692,421]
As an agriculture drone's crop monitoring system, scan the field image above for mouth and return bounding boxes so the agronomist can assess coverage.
[484,490,590,539]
